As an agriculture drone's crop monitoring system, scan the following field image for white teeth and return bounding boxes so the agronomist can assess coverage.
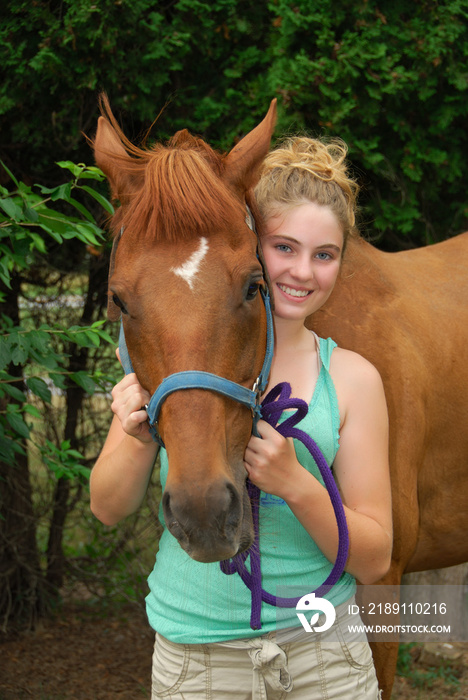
[278,284,310,298]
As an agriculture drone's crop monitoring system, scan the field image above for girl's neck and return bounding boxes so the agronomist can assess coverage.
[273,316,312,352]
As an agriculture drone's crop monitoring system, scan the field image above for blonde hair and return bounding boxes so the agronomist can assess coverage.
[254,137,360,249]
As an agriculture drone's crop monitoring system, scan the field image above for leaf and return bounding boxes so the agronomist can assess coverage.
[84,330,100,347]
[26,376,52,403]
[29,348,60,372]
[6,412,30,439]
[67,197,95,222]
[94,328,114,344]
[75,223,105,245]
[0,199,23,221]
[36,212,69,235]
[23,403,42,418]
[79,185,114,214]
[70,371,97,394]
[37,221,63,243]
[77,166,106,181]
[67,329,96,347]
[0,160,19,187]
[9,332,30,365]
[48,372,67,391]
[28,232,47,253]
[23,206,39,223]
[56,161,85,177]
[2,383,26,402]
[50,183,72,202]
[0,337,10,371]
[65,448,84,459]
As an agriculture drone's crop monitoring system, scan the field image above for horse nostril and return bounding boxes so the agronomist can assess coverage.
[162,491,187,542]
[222,482,241,536]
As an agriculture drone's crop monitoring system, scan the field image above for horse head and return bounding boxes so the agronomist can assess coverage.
[94,99,277,563]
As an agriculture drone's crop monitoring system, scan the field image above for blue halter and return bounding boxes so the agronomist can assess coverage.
[118,286,275,447]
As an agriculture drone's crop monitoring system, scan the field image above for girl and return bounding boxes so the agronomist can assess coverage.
[90,136,391,699]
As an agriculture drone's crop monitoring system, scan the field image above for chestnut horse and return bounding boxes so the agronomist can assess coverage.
[94,101,468,699]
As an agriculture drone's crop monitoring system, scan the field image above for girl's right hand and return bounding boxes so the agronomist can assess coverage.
[111,373,153,443]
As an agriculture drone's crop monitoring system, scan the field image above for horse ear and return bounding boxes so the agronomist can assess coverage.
[94,116,131,201]
[223,99,277,196]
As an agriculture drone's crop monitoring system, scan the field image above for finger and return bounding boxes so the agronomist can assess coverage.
[243,446,255,465]
[116,347,121,364]
[254,419,278,439]
[115,373,147,397]
[125,376,151,404]
[124,386,152,414]
[126,408,149,427]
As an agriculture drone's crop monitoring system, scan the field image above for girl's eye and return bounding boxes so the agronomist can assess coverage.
[276,244,292,253]
[316,251,332,261]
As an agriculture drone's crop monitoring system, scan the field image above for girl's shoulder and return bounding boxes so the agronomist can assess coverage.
[326,344,387,429]
[328,344,385,398]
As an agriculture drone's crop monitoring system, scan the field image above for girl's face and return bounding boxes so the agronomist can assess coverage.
[261,202,344,323]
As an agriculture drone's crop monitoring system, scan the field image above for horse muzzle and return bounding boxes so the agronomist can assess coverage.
[161,476,254,563]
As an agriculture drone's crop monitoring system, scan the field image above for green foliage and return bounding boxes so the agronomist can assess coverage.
[263,0,468,246]
[0,0,273,174]
[397,643,461,689]
[1,1,468,248]
[0,161,113,471]
[40,439,90,481]
[0,161,110,288]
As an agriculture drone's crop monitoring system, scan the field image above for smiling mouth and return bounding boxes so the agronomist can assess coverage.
[277,283,312,298]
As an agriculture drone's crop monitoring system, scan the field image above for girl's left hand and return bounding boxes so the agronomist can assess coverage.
[244,419,303,499]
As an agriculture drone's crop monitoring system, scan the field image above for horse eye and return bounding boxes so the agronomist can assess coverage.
[246,282,260,301]
[112,293,128,314]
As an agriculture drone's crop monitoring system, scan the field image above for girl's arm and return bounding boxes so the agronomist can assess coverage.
[244,350,392,584]
[90,372,159,526]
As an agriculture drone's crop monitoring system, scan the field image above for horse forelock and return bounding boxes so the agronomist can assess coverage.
[112,134,245,243]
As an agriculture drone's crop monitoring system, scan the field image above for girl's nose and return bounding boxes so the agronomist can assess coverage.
[292,255,313,281]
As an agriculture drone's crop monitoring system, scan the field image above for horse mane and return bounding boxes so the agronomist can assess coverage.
[97,96,245,242]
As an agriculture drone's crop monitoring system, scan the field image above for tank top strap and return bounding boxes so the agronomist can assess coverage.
[316,335,337,371]
[314,335,341,452]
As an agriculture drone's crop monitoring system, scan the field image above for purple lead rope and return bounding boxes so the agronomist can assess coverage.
[220,382,350,630]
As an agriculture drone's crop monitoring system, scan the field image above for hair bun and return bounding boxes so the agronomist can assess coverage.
[255,136,359,245]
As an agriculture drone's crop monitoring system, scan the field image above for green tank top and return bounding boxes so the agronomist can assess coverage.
[145,336,356,643]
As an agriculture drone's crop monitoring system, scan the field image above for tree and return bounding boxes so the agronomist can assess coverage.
[263,0,468,248]
[0,161,115,629]
[1,0,467,248]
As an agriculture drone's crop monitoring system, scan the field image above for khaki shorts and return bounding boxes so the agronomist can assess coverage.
[151,598,381,699]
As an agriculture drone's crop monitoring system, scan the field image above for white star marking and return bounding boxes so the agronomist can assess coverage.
[171,237,209,290]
